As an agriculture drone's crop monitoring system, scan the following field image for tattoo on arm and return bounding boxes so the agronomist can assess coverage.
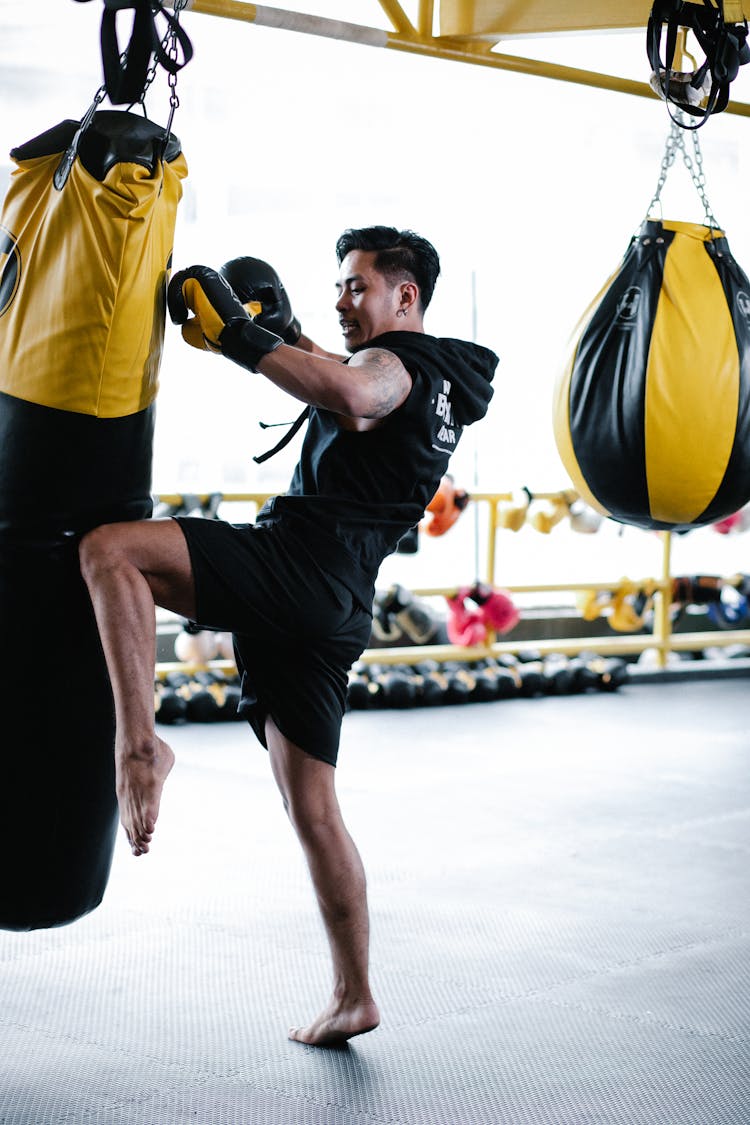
[349,348,411,418]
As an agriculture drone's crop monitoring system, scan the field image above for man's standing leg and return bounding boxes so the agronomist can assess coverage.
[266,718,380,1046]
[79,518,198,856]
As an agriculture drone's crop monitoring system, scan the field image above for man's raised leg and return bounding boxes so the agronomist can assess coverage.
[266,717,380,1046]
[79,518,197,856]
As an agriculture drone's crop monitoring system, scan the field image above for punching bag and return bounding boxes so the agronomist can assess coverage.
[0,110,187,929]
[554,218,750,532]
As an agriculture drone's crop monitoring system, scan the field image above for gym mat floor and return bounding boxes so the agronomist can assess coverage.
[2,677,749,1125]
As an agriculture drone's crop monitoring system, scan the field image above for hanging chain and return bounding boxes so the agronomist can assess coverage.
[646,119,681,217]
[163,2,188,137]
[646,107,720,229]
[678,120,720,229]
[56,2,190,189]
[84,82,109,126]
[138,0,189,135]
[139,55,160,107]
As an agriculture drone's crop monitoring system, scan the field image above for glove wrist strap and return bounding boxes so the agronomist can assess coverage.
[219,318,284,372]
[284,317,302,346]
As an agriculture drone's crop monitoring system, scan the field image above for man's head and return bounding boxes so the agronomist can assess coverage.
[334,226,440,351]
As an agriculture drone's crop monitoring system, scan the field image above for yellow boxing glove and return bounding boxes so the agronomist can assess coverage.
[168,265,282,370]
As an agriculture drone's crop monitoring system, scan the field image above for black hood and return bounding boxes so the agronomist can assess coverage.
[354,331,497,426]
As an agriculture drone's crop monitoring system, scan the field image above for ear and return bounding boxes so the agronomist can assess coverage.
[398,280,420,313]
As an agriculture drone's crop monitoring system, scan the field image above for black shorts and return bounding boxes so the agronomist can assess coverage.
[175,517,372,766]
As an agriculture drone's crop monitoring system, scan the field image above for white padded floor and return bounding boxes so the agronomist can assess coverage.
[2,679,749,1124]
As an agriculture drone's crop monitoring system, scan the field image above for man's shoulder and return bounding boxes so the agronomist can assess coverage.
[356,330,437,352]
[360,331,496,371]
[354,331,443,368]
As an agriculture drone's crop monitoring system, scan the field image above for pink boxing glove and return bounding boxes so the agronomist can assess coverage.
[446,584,520,646]
[446,587,486,646]
[471,582,520,634]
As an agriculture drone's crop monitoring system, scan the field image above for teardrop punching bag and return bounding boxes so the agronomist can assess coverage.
[553,119,750,533]
[0,111,187,929]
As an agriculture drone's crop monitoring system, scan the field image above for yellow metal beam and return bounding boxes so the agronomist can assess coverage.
[173,1,750,118]
[358,636,655,664]
[438,0,750,40]
[666,629,750,650]
[376,0,416,37]
[409,580,666,597]
[389,36,666,103]
[183,0,255,19]
[441,0,651,39]
[418,0,435,40]
[353,626,750,666]
[653,532,673,668]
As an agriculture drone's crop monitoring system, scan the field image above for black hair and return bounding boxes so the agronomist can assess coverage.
[335,225,441,311]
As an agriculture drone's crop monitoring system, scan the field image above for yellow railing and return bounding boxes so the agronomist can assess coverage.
[170,1,750,119]
[154,491,750,674]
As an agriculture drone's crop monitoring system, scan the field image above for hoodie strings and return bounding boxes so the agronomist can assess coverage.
[253,407,310,464]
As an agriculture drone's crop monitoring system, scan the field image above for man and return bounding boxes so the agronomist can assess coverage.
[79,225,497,1046]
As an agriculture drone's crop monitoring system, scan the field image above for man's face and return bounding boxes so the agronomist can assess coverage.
[335,250,403,352]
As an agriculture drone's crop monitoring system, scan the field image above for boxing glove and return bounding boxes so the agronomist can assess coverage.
[470,583,520,634]
[220,256,301,345]
[422,474,470,537]
[446,588,486,647]
[168,265,284,371]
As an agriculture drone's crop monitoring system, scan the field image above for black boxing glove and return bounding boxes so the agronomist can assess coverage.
[220,255,301,345]
[168,265,284,371]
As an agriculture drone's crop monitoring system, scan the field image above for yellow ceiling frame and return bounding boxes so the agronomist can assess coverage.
[171,0,750,118]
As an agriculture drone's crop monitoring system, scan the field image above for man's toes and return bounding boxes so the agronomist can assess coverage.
[124,823,152,855]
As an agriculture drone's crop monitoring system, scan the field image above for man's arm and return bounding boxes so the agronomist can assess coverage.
[256,344,412,420]
[294,333,346,362]
[168,264,412,421]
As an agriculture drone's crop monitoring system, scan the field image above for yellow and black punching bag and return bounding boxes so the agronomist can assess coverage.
[0,110,187,929]
[554,217,750,532]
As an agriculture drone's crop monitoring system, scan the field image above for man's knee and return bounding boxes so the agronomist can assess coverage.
[272,766,336,840]
[78,524,122,582]
[267,721,342,836]
[281,782,342,845]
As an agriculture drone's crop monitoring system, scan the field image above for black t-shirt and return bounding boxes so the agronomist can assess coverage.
[258,331,497,607]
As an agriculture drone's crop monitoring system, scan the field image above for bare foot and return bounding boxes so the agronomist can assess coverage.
[115,735,175,856]
[288,997,380,1047]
